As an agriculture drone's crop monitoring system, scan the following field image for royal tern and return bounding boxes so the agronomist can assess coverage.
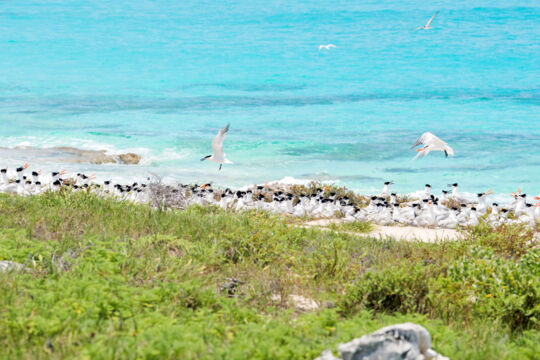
[413,12,438,31]
[318,44,336,51]
[201,123,232,170]
[411,132,454,158]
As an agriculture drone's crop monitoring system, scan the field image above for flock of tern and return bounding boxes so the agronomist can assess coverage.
[1,162,538,229]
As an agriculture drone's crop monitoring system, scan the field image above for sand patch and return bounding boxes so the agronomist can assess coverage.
[301,219,463,242]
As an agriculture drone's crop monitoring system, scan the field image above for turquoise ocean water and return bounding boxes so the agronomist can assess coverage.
[0,0,539,196]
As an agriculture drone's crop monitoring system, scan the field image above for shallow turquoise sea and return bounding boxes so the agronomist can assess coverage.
[0,0,538,195]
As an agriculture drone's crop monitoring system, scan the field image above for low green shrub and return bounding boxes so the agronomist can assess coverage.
[430,246,539,331]
[339,263,432,316]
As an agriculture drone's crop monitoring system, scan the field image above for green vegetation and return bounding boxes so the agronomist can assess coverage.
[0,191,538,359]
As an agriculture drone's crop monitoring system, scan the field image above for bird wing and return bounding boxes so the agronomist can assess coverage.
[211,123,230,157]
[444,144,454,156]
[411,132,438,148]
[328,44,336,48]
[414,148,431,159]
[412,26,423,31]
[425,12,438,27]
[318,45,323,51]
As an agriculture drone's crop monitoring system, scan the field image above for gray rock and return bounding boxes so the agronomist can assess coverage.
[316,323,449,360]
[0,261,25,273]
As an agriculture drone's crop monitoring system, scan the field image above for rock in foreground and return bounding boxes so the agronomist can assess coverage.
[0,146,141,165]
[0,261,26,273]
[315,323,448,360]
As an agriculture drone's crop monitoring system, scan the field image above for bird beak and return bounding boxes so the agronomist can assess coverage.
[90,175,96,180]
[38,170,42,175]
[485,189,494,196]
[416,148,424,152]
[24,163,29,169]
[534,196,540,200]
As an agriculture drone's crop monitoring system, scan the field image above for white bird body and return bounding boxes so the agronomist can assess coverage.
[412,132,454,158]
[413,204,437,227]
[0,170,8,187]
[438,209,458,229]
[201,124,232,170]
[413,12,438,31]
[514,197,526,216]
[487,205,500,224]
[381,182,393,197]
[451,184,469,203]
[466,208,479,227]
[318,44,336,51]
[423,185,431,199]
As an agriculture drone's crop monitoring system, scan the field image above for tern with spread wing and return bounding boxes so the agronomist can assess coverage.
[413,12,438,31]
[201,123,232,170]
[411,132,454,158]
[318,44,336,51]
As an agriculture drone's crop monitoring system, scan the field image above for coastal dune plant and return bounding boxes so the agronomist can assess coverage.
[0,191,538,359]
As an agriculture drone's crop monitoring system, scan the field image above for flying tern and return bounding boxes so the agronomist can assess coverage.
[411,132,454,158]
[201,123,232,170]
[413,12,438,31]
[318,44,336,51]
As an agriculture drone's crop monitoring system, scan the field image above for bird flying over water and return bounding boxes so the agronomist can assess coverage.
[200,123,232,170]
[413,12,438,31]
[319,44,336,51]
[411,132,454,158]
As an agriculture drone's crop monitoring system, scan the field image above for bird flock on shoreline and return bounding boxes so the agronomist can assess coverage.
[1,163,538,229]
[3,11,537,230]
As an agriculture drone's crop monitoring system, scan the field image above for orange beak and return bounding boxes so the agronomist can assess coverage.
[60,170,67,175]
[24,163,29,169]
[534,196,540,200]
[89,175,96,180]
[416,148,424,152]
[485,189,494,196]
[38,170,42,175]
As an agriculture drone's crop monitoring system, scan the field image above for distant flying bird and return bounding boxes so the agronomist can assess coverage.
[318,44,336,51]
[413,12,438,31]
[200,123,232,170]
[411,132,454,158]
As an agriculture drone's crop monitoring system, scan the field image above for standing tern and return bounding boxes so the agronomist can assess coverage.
[201,123,232,170]
[413,12,438,31]
[411,132,454,158]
